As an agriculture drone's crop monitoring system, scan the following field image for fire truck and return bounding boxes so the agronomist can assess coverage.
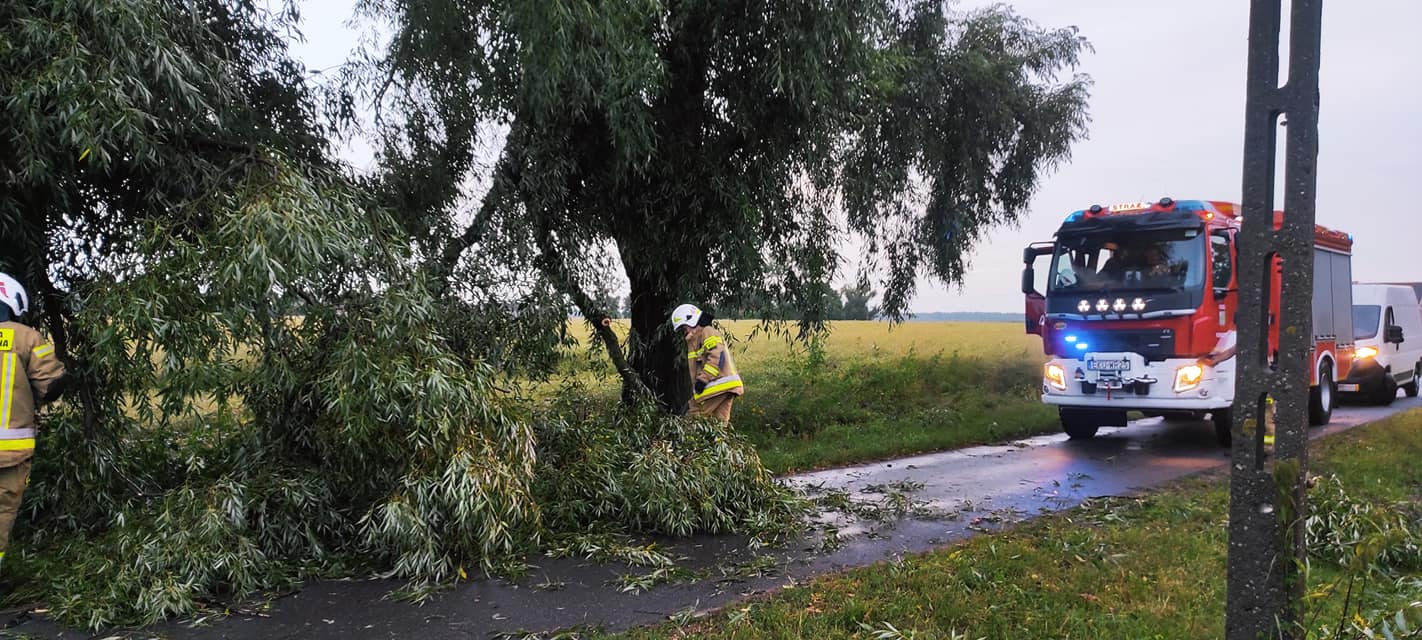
[1021,198,1355,446]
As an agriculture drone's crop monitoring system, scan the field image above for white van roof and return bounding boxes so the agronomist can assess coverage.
[1353,283,1421,306]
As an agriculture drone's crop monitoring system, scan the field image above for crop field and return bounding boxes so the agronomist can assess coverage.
[565,320,1057,473]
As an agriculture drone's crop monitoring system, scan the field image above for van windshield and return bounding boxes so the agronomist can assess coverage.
[1353,305,1381,340]
[1049,229,1206,294]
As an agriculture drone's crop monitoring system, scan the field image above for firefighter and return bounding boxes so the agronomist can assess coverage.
[671,303,743,421]
[0,273,66,571]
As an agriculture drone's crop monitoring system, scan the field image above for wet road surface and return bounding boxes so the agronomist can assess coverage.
[5,396,1418,639]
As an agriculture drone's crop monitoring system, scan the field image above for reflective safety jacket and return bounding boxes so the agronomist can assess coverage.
[685,326,744,402]
[0,322,65,455]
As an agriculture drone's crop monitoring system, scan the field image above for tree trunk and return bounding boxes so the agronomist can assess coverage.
[625,269,690,412]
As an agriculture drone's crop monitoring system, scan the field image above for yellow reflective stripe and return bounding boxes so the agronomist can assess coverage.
[694,376,743,400]
[688,336,724,359]
[0,353,14,430]
[32,344,54,359]
[0,438,33,451]
[703,363,720,376]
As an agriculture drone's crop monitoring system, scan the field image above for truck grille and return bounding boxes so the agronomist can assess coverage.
[1060,329,1175,361]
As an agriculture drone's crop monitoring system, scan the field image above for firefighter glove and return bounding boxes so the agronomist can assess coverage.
[694,380,707,394]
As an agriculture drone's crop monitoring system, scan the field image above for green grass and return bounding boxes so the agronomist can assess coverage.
[563,321,1059,474]
[737,351,1056,473]
[609,408,1422,639]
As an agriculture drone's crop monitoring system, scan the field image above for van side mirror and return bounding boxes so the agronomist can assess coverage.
[1021,267,1037,295]
[1385,325,1405,344]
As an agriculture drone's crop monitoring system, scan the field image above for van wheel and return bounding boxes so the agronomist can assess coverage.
[1372,371,1398,406]
[1309,364,1335,426]
[1212,408,1232,447]
[1404,364,1420,398]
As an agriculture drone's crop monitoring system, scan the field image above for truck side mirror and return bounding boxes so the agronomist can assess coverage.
[1385,325,1405,344]
[1022,267,1037,295]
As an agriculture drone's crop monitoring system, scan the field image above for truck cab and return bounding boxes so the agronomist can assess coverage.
[1340,284,1422,404]
[1023,198,1354,446]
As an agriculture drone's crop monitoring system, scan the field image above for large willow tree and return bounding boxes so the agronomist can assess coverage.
[351,0,1092,411]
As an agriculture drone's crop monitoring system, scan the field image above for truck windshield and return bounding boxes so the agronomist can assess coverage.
[1049,229,1206,294]
[1353,305,1380,340]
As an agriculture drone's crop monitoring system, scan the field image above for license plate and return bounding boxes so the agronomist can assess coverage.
[1087,359,1131,372]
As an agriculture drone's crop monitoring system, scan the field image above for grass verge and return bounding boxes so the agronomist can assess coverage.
[738,351,1057,473]
[610,408,1422,639]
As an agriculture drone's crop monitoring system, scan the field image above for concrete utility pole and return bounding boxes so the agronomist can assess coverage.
[1227,1,1324,639]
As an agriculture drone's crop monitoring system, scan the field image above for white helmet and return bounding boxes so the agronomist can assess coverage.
[0,273,28,320]
[670,303,702,330]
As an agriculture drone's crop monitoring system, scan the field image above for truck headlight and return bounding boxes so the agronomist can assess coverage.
[1356,346,1379,360]
[1174,364,1204,393]
[1045,363,1067,390]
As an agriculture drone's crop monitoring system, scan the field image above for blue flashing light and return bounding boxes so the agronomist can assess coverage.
[1075,342,1089,350]
[1064,211,1083,223]
[1064,335,1078,343]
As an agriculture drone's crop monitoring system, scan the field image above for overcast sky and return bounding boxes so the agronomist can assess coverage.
[289,1,1422,314]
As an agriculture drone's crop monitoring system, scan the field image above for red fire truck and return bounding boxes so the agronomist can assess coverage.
[1021,198,1354,446]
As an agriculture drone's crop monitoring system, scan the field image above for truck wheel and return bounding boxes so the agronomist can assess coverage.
[1059,408,1124,439]
[1404,364,1420,398]
[1309,365,1335,426]
[1372,372,1398,406]
[1212,408,1232,447]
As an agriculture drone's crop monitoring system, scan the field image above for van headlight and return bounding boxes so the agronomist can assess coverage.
[1174,364,1204,393]
[1045,363,1067,390]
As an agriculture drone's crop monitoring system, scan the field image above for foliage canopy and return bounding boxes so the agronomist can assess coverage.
[350,0,1092,408]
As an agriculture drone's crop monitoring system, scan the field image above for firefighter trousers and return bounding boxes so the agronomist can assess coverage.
[0,455,32,566]
[692,394,736,422]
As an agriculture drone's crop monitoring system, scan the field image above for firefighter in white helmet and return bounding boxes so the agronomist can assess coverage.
[671,303,743,421]
[0,273,67,571]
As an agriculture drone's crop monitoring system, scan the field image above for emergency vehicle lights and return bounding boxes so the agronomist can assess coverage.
[1174,364,1204,393]
[1064,335,1078,343]
[1356,346,1379,360]
[1095,299,1110,312]
[1077,299,1091,313]
[1075,342,1089,350]
[1045,364,1067,390]
[1131,298,1147,312]
[1112,298,1127,312]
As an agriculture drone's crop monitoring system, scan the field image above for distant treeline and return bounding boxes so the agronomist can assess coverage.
[903,312,1020,323]
[592,280,882,322]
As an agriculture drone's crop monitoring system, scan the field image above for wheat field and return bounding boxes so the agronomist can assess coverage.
[572,319,1044,368]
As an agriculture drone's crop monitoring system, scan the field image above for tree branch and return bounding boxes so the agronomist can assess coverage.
[431,125,524,297]
[530,220,650,402]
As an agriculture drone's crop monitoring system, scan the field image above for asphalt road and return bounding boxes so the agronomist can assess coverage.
[5,396,1419,639]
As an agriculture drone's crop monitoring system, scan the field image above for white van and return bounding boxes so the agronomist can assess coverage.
[1340,284,1422,404]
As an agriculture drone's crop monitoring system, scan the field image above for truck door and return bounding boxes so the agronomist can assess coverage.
[1022,243,1055,335]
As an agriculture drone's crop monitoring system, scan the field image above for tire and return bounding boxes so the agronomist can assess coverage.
[1309,364,1335,426]
[1212,408,1232,447]
[1404,364,1420,398]
[1371,371,1398,406]
[1058,407,1125,440]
